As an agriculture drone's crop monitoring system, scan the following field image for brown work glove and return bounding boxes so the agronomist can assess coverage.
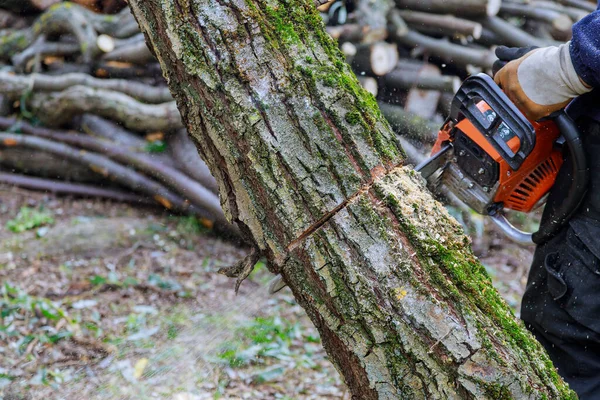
[493,44,592,121]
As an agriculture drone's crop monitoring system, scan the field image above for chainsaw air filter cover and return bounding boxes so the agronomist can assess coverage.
[432,74,563,215]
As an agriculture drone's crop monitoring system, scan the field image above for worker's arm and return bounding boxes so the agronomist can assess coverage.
[493,9,600,121]
[570,9,600,89]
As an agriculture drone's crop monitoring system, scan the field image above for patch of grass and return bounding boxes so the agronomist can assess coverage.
[6,206,54,233]
[0,283,76,385]
[216,315,319,370]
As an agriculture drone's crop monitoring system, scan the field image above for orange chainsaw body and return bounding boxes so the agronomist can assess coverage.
[432,101,563,213]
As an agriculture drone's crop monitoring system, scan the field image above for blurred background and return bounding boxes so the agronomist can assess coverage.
[0,0,589,398]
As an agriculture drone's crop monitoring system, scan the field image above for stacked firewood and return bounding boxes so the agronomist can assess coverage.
[321,0,594,157]
[0,0,592,229]
[0,1,236,232]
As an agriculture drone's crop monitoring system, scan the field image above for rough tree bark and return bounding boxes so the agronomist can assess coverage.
[127,1,575,398]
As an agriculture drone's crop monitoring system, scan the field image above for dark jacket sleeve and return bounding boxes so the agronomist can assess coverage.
[570,5,600,88]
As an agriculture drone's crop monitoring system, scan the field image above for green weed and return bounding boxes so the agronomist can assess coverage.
[6,206,54,233]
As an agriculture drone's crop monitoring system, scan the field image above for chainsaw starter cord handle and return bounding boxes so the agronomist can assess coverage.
[532,111,588,244]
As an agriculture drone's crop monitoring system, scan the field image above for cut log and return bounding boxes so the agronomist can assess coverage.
[356,76,379,97]
[555,0,597,12]
[405,86,441,119]
[0,0,61,13]
[395,0,501,17]
[351,41,399,76]
[397,10,483,39]
[480,16,553,48]
[499,3,574,38]
[326,24,365,43]
[392,29,497,68]
[128,1,575,397]
[387,9,409,39]
[354,0,393,43]
[531,1,589,22]
[384,59,461,93]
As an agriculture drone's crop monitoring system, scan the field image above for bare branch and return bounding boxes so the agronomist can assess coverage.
[26,86,183,131]
[391,29,496,69]
[168,129,219,194]
[480,16,556,47]
[0,117,224,222]
[0,71,172,103]
[395,0,501,17]
[0,172,152,204]
[0,132,204,217]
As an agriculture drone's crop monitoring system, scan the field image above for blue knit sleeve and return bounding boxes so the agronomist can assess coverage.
[570,6,600,88]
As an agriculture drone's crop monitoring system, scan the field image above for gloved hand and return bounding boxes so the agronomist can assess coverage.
[493,43,592,121]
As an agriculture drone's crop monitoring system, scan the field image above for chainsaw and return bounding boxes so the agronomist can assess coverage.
[416,73,588,245]
[268,73,588,294]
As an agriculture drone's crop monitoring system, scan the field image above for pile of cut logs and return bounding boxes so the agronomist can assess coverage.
[0,0,593,229]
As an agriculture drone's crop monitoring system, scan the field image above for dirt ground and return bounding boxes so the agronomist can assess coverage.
[0,185,534,399]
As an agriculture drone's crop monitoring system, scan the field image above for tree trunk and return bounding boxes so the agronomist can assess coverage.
[127,1,575,398]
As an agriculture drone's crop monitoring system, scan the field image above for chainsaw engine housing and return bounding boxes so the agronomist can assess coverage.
[431,75,563,216]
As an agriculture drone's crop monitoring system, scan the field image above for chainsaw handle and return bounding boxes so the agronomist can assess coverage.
[489,112,587,245]
[490,212,533,245]
[532,111,588,244]
[450,74,536,170]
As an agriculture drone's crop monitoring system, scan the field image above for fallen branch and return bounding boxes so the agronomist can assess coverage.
[0,29,35,60]
[30,3,101,62]
[0,117,224,221]
[499,3,573,38]
[391,29,496,69]
[78,114,148,149]
[397,10,483,39]
[0,71,172,103]
[102,40,154,64]
[480,16,554,48]
[0,172,152,204]
[0,132,200,216]
[92,61,163,81]
[26,86,183,131]
[0,147,101,182]
[0,0,60,13]
[0,10,29,29]
[168,129,219,194]
[384,60,461,93]
[12,38,80,72]
[395,0,501,17]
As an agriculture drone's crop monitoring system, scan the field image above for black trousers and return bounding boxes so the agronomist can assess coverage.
[522,117,600,399]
